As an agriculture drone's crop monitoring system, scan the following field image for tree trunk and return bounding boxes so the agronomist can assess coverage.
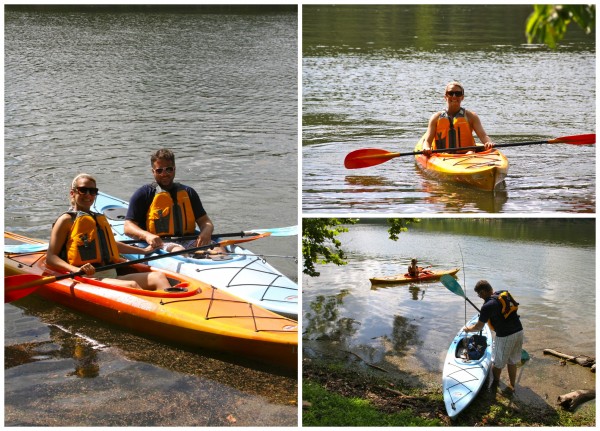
[557,390,595,411]
[543,349,595,368]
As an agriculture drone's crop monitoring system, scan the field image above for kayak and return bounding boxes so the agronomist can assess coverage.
[370,267,460,285]
[414,134,509,192]
[442,313,493,419]
[92,192,298,319]
[4,233,298,370]
[9,192,298,320]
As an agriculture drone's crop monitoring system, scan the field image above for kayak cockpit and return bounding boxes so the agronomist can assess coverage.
[455,334,488,362]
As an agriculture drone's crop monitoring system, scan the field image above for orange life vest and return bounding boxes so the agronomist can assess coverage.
[487,290,520,332]
[146,184,196,237]
[433,108,475,150]
[62,211,121,266]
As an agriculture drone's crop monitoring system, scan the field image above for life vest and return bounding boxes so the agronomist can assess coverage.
[433,108,475,150]
[487,290,519,332]
[146,183,196,237]
[62,211,121,266]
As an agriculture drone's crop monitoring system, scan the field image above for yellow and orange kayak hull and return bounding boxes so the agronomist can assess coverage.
[414,135,509,192]
[370,267,460,285]
[5,235,297,370]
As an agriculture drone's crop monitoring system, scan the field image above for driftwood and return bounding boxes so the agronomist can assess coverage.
[543,349,595,370]
[341,350,388,372]
[557,390,596,411]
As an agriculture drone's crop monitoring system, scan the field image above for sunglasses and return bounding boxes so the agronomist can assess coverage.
[446,91,464,97]
[74,186,99,196]
[153,166,175,174]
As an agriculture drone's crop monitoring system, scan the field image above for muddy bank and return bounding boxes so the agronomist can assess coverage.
[302,356,595,426]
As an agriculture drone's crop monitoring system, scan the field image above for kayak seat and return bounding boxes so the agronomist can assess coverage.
[103,207,128,221]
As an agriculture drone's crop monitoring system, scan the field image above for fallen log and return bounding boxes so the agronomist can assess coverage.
[543,349,595,368]
[557,389,595,411]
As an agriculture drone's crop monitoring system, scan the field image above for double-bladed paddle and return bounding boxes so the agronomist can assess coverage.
[3,225,298,251]
[120,225,298,244]
[4,233,270,303]
[344,133,596,169]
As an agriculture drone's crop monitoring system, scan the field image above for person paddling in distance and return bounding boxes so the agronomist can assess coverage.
[422,82,495,157]
[46,174,170,291]
[407,258,432,278]
[124,149,224,255]
[462,280,524,395]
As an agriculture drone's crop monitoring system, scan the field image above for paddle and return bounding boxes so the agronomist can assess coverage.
[4,233,270,303]
[4,226,298,251]
[440,275,480,312]
[118,225,299,244]
[344,133,596,169]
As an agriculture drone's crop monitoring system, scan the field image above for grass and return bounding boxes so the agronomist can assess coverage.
[302,380,441,427]
[302,359,596,427]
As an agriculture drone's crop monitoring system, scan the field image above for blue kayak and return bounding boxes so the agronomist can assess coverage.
[90,192,298,320]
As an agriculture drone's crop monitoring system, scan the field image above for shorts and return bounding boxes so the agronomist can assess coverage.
[89,268,118,279]
[493,330,524,368]
[162,239,197,252]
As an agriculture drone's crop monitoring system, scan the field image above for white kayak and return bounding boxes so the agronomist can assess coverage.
[442,313,493,419]
[88,192,298,320]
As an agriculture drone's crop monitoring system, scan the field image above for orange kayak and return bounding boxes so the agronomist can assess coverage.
[414,135,508,191]
[5,233,297,370]
[370,267,460,285]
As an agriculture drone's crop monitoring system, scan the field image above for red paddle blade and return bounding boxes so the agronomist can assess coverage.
[4,274,43,302]
[550,134,595,145]
[344,148,399,169]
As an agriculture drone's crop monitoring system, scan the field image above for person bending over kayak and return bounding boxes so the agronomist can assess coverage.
[124,148,222,254]
[463,280,524,395]
[46,173,170,291]
[422,81,495,157]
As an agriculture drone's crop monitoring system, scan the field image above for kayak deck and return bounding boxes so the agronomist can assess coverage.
[442,314,493,418]
[370,267,460,285]
[5,237,298,370]
[414,135,509,192]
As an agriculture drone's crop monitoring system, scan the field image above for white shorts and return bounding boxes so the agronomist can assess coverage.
[493,330,524,368]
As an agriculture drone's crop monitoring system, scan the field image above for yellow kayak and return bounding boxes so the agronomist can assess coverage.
[5,232,298,370]
[370,267,460,285]
[414,135,509,191]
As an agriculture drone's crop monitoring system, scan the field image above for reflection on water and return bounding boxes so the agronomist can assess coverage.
[302,5,595,213]
[5,325,101,378]
[303,219,595,406]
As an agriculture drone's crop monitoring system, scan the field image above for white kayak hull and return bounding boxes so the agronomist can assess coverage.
[442,314,493,419]
[92,192,298,320]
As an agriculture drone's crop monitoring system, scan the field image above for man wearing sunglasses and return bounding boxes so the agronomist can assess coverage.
[124,149,217,252]
[422,81,495,157]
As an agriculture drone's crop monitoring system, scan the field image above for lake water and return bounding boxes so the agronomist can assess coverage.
[302,5,595,213]
[4,5,298,426]
[302,220,595,410]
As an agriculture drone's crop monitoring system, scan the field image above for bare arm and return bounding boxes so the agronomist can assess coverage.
[124,219,163,249]
[195,214,215,247]
[467,110,494,149]
[422,112,440,156]
[463,320,486,333]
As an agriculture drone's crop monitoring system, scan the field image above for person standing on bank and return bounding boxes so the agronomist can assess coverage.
[422,82,495,157]
[124,149,218,253]
[463,280,524,394]
[46,173,170,291]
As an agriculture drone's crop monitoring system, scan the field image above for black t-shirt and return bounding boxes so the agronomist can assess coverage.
[478,295,523,337]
